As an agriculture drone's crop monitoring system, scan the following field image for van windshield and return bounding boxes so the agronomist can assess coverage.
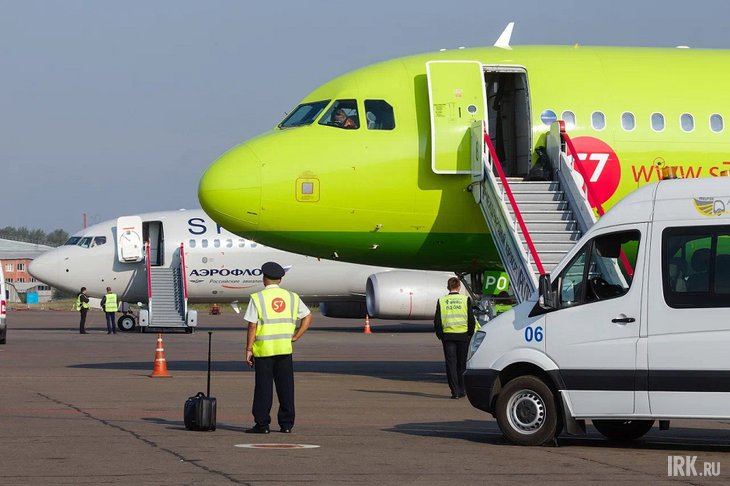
[279,100,330,128]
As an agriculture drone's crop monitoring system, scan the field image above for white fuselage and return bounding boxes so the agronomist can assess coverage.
[30,209,449,305]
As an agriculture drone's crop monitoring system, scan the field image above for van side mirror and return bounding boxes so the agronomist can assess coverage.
[539,273,557,310]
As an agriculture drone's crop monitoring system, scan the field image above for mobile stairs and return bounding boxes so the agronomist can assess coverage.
[470,120,602,307]
[139,242,197,333]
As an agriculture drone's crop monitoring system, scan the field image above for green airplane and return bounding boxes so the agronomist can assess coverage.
[198,43,730,275]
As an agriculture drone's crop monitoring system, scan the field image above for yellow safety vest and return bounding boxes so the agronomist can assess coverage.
[74,294,90,311]
[104,293,118,312]
[251,287,300,357]
[439,294,469,334]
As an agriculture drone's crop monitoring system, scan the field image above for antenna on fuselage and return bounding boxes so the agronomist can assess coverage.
[494,22,514,50]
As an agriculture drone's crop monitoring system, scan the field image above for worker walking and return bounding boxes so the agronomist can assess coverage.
[74,287,90,334]
[100,287,118,335]
[434,277,476,399]
[243,262,313,434]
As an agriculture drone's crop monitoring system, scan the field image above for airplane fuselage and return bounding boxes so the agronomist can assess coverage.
[199,45,730,273]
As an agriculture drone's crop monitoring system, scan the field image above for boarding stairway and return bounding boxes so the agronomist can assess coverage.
[142,243,195,331]
[470,121,598,304]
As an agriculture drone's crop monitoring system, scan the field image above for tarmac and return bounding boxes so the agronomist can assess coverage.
[1,310,729,485]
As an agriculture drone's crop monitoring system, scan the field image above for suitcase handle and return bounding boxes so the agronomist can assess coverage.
[207,331,212,396]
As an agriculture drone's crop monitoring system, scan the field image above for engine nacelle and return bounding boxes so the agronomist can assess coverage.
[366,271,454,320]
[319,301,367,318]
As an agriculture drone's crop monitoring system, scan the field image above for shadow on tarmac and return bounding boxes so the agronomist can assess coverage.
[141,416,248,433]
[388,420,730,450]
[69,360,445,382]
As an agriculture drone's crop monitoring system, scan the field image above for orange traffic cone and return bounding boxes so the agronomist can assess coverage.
[150,333,172,378]
[363,314,372,334]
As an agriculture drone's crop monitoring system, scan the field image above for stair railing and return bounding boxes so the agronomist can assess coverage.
[145,241,152,319]
[179,242,188,320]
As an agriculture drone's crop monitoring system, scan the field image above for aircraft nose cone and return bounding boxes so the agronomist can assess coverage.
[199,145,262,234]
[29,251,61,289]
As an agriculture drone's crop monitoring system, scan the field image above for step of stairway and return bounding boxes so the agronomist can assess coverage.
[510,210,575,222]
[498,180,560,192]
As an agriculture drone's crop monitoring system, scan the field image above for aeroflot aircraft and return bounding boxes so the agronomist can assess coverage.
[198,36,730,276]
[29,210,453,329]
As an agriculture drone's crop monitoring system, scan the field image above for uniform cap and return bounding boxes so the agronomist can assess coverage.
[261,261,285,279]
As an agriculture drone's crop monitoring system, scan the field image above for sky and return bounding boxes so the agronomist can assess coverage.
[2,0,729,233]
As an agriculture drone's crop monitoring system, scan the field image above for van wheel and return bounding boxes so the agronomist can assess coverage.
[495,375,559,446]
[592,420,654,441]
[117,315,136,332]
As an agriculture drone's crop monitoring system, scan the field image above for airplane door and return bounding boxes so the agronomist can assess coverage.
[116,216,144,263]
[426,60,487,174]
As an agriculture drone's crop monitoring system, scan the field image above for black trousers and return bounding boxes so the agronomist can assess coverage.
[442,339,469,397]
[79,309,88,332]
[252,354,295,429]
[105,312,116,333]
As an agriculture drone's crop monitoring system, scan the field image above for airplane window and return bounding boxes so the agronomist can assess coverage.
[561,111,576,130]
[238,239,246,247]
[279,100,330,128]
[201,239,208,248]
[189,239,196,248]
[319,99,360,129]
[591,112,606,130]
[710,114,724,133]
[226,239,233,248]
[651,113,665,132]
[214,239,221,248]
[78,237,93,248]
[621,112,636,131]
[681,113,694,132]
[250,242,258,248]
[540,109,557,126]
[92,236,107,247]
[364,100,395,130]
[64,236,82,245]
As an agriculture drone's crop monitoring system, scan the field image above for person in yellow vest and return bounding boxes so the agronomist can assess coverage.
[434,277,476,399]
[243,262,313,434]
[74,287,90,334]
[100,287,118,335]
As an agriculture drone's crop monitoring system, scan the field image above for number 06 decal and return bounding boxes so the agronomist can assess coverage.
[524,326,544,343]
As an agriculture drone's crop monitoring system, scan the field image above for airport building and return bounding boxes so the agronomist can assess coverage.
[0,238,54,303]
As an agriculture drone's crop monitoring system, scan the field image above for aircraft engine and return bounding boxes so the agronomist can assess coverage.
[319,301,368,318]
[366,271,451,320]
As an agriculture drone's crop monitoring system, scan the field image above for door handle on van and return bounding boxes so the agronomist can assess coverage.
[611,315,635,324]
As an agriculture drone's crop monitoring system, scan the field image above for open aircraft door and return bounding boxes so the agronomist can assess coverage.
[116,216,144,263]
[426,60,487,174]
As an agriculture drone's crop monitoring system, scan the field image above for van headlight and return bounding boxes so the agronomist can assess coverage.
[468,330,486,360]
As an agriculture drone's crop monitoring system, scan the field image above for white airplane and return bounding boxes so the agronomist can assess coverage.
[29,210,454,332]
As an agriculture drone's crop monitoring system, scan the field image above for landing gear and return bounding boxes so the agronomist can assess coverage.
[117,313,137,332]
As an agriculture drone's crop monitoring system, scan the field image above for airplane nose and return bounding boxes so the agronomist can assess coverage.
[199,144,262,233]
[29,251,61,288]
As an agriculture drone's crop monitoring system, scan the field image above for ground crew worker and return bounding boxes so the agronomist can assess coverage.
[243,261,312,434]
[74,287,90,334]
[100,287,118,335]
[434,277,476,399]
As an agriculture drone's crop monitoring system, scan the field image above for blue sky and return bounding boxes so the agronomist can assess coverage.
[2,0,728,232]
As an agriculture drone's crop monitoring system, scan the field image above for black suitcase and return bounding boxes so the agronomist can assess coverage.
[184,332,217,431]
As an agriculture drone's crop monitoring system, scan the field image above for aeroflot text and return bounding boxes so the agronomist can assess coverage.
[189,268,262,277]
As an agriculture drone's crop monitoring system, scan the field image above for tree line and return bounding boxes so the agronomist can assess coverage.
[0,226,69,247]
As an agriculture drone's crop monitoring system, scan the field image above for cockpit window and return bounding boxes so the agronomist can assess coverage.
[364,100,395,130]
[319,99,360,129]
[92,236,107,247]
[64,236,82,246]
[279,100,330,128]
[78,237,93,248]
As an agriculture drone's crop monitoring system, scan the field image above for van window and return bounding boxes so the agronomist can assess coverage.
[663,226,730,308]
[279,100,330,128]
[554,230,640,308]
[319,99,360,129]
[364,100,395,130]
[591,111,606,130]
